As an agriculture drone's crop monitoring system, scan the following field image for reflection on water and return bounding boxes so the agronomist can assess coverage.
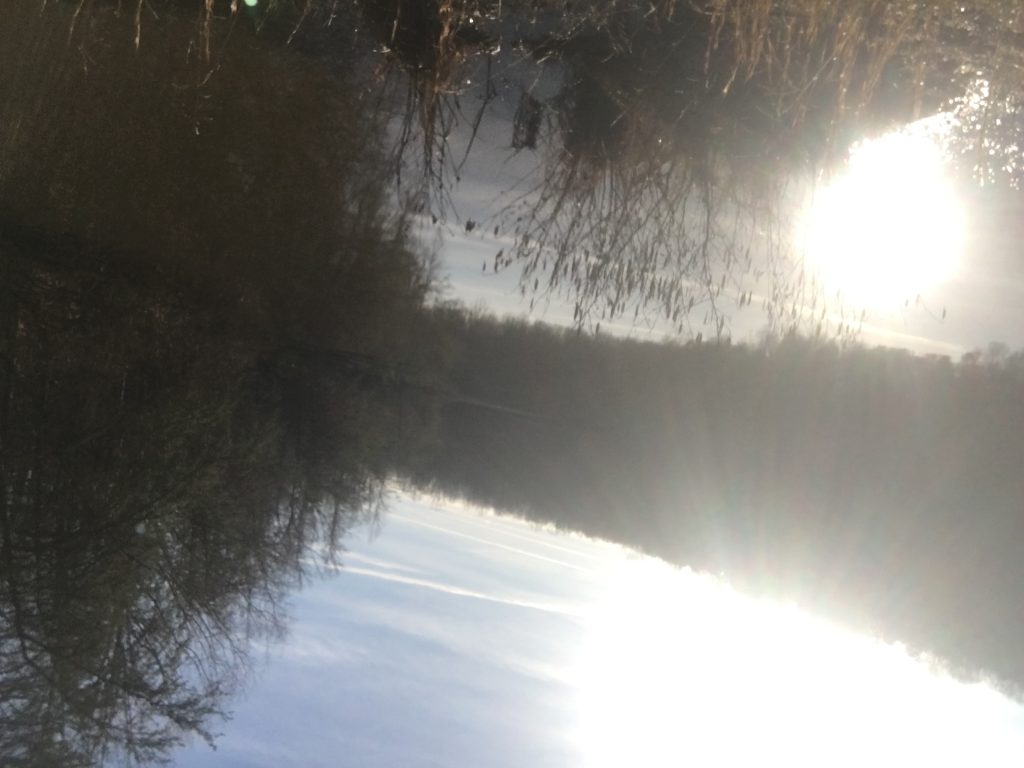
[3,0,1024,764]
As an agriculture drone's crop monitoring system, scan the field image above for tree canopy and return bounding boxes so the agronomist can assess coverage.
[8,0,1022,334]
[411,307,1024,692]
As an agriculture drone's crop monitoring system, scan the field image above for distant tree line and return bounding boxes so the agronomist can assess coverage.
[409,307,1024,692]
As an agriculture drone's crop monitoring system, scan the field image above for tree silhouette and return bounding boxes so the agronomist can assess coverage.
[409,309,1024,693]
[0,6,441,757]
[11,0,1022,333]
[352,0,1024,333]
[0,223,441,763]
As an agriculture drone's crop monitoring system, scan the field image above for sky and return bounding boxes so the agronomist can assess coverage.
[425,95,1024,357]
[174,494,1024,768]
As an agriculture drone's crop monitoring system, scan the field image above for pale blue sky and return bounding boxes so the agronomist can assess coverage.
[175,495,1024,767]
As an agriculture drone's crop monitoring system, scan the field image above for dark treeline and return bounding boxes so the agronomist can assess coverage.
[409,309,1024,691]
[1,0,438,358]
[0,4,441,763]
[0,231,441,764]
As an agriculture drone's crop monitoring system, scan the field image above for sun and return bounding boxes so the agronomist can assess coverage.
[569,556,1024,768]
[799,128,965,312]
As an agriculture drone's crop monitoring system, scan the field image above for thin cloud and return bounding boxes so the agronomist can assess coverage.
[339,565,584,618]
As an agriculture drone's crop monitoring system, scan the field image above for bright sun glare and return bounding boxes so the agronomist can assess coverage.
[800,128,965,312]
[571,556,1022,768]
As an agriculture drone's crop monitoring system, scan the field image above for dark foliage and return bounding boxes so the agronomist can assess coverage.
[8,1,1024,333]
[0,220,442,764]
[411,309,1024,693]
[0,5,440,759]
